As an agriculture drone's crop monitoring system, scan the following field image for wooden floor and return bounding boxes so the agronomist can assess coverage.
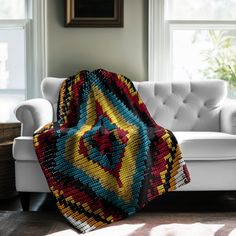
[0,211,74,236]
[1,210,236,236]
[0,191,236,235]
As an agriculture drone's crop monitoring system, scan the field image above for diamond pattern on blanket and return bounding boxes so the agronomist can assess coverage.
[33,69,190,233]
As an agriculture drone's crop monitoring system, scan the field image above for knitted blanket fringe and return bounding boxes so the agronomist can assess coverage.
[33,69,190,233]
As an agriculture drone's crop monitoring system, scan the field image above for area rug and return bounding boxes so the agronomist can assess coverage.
[33,69,190,233]
[1,211,236,236]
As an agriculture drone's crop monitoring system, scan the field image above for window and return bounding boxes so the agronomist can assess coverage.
[149,0,236,98]
[0,0,46,122]
[0,0,26,122]
[0,0,25,19]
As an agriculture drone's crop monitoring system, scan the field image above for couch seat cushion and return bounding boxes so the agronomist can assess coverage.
[13,137,38,161]
[174,132,236,160]
[13,132,236,161]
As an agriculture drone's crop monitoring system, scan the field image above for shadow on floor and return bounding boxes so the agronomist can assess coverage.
[0,191,236,212]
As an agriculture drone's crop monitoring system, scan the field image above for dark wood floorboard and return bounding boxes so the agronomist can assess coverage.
[0,211,76,236]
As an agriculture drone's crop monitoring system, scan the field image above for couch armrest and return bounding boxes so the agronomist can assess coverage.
[221,99,236,134]
[14,98,53,136]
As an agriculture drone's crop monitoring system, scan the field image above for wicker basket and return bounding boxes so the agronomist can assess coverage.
[0,123,21,199]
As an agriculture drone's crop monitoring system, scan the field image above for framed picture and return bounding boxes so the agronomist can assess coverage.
[65,0,124,27]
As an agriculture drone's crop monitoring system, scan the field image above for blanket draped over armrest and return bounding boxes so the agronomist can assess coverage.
[33,69,190,233]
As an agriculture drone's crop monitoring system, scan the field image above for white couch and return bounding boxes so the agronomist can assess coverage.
[13,78,236,208]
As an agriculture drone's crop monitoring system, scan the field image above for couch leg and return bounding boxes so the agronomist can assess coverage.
[19,192,30,211]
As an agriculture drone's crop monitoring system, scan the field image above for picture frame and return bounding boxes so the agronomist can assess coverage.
[65,0,124,27]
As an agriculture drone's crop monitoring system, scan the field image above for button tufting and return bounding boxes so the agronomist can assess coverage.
[132,80,222,132]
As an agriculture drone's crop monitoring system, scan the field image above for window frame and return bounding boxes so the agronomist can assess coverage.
[26,0,47,99]
[148,0,236,82]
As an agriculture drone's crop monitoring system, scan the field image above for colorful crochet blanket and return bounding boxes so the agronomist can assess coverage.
[33,69,190,233]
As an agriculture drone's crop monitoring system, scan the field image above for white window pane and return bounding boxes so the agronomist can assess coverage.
[172,29,236,98]
[0,28,25,89]
[0,93,24,122]
[166,0,236,20]
[0,0,25,19]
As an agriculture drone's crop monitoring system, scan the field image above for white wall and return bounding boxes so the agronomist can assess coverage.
[46,0,148,81]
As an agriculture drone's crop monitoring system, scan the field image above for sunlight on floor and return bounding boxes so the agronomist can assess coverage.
[45,222,236,236]
[150,223,224,236]
[229,228,236,236]
[46,229,79,236]
[46,224,145,236]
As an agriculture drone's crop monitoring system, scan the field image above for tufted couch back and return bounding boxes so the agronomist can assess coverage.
[42,78,227,131]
